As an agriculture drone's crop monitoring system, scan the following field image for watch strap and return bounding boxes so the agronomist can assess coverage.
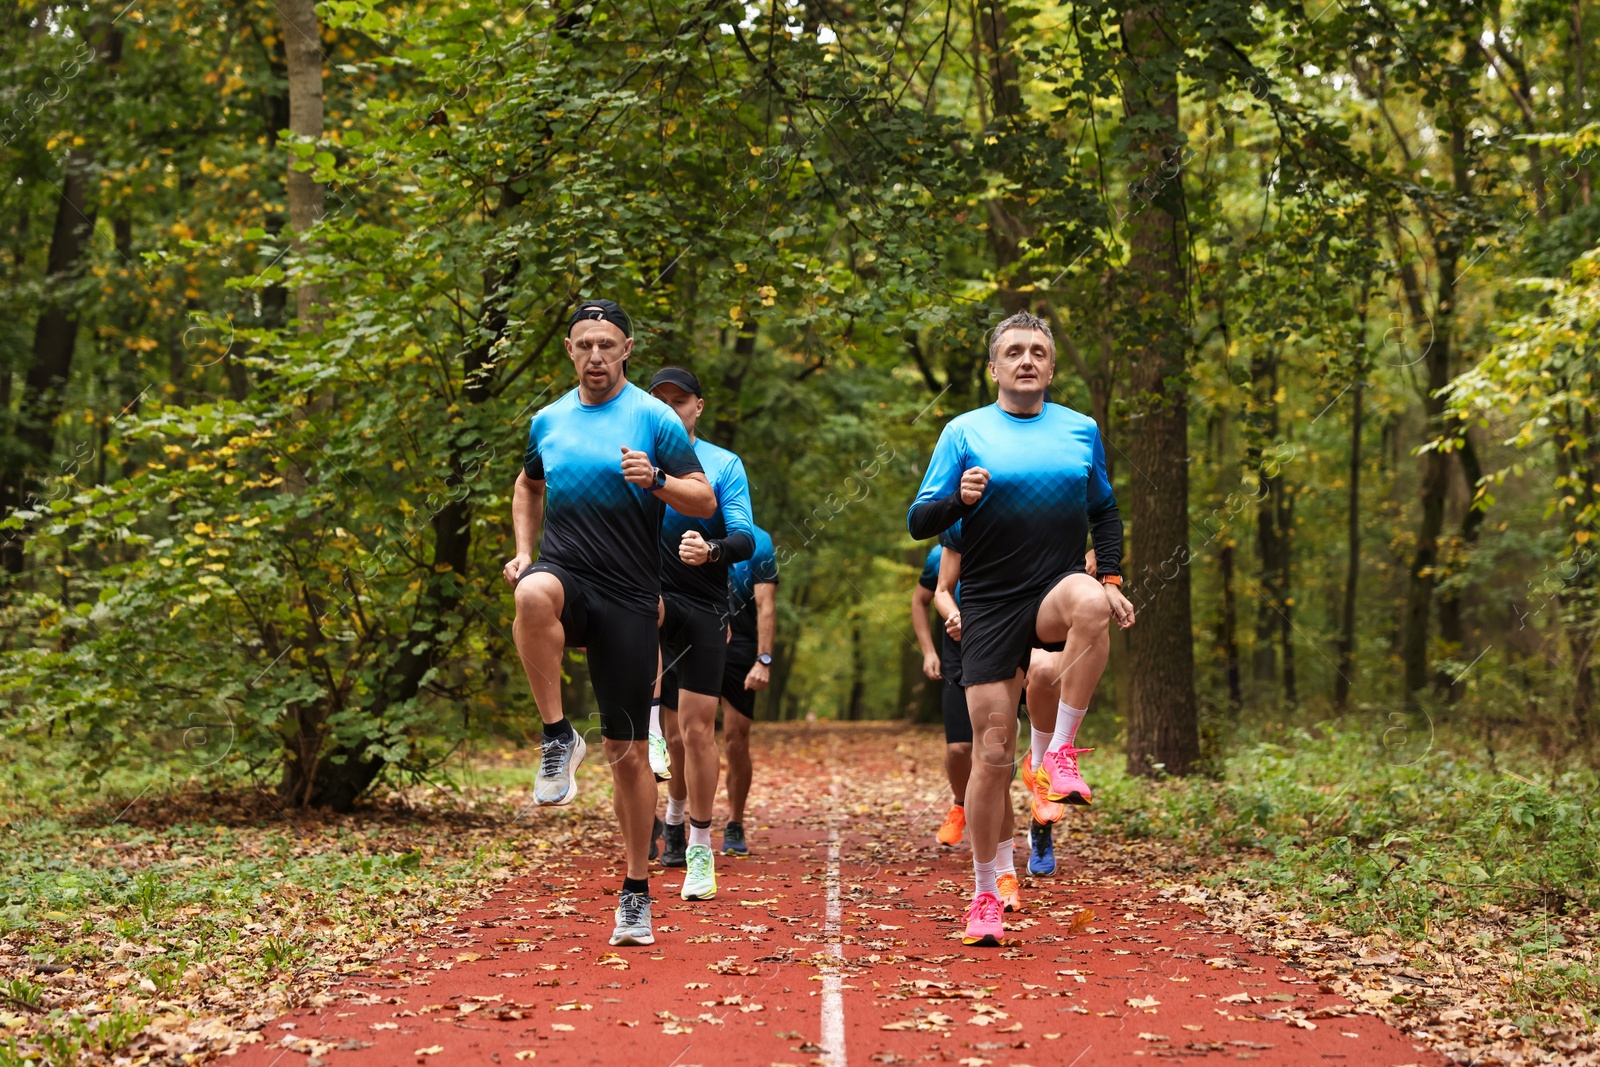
[1100,574,1123,587]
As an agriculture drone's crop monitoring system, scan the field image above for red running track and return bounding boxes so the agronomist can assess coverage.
[232,728,1441,1067]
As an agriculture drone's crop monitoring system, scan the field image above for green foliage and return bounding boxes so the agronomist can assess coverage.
[1094,729,1600,936]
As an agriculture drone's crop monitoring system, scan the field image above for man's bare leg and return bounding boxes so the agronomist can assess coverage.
[1035,574,1111,707]
[664,707,687,808]
[723,703,753,824]
[1034,574,1112,801]
[963,673,1025,867]
[605,738,656,880]
[660,704,689,863]
[1024,648,1058,740]
[678,690,721,822]
[512,574,566,724]
[945,741,972,805]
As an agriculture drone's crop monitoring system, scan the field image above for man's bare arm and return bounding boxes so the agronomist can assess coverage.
[502,471,545,586]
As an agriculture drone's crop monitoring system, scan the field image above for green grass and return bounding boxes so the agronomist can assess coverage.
[1095,727,1600,929]
[0,734,574,1065]
[1087,725,1600,1018]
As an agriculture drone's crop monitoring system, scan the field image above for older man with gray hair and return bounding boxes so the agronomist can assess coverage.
[906,310,1134,947]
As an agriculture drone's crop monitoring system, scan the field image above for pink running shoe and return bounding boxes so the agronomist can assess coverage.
[963,891,1005,946]
[1041,745,1094,805]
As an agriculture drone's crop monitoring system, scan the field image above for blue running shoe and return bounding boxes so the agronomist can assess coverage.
[1028,818,1056,877]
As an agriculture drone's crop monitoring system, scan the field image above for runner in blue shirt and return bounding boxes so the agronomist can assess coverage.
[717,524,777,856]
[907,310,1135,948]
[502,299,714,949]
[644,367,754,901]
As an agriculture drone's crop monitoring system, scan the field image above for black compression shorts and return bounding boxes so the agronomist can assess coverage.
[660,593,728,700]
[940,630,971,744]
[958,570,1081,687]
[517,561,657,741]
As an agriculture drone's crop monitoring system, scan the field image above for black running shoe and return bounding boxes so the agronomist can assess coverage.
[722,821,748,857]
[661,821,688,868]
[649,815,664,862]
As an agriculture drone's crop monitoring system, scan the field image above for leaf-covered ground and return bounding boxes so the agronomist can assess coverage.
[0,723,1593,1064]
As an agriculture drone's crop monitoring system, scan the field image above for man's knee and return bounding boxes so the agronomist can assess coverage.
[604,735,648,768]
[514,573,562,621]
[947,741,972,760]
[1073,589,1112,629]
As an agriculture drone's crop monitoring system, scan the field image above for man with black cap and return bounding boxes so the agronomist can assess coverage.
[503,299,715,948]
[646,366,754,902]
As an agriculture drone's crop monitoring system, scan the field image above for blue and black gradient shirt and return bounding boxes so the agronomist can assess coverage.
[661,436,755,613]
[907,402,1121,605]
[524,383,704,615]
[728,525,778,638]
[917,543,943,592]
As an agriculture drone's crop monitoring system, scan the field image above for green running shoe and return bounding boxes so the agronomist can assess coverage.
[648,731,671,781]
[681,844,717,900]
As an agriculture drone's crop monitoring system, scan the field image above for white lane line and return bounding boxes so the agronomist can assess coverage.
[820,774,847,1067]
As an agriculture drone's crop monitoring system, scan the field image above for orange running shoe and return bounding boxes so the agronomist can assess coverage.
[997,872,1022,913]
[1022,753,1066,825]
[936,804,966,846]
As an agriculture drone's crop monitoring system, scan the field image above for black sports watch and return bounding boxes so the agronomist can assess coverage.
[757,653,773,667]
[650,466,667,490]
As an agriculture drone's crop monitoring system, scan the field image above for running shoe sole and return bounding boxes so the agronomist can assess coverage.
[610,928,655,946]
[962,933,1002,947]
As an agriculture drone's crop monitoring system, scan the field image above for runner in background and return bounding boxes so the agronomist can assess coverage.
[720,524,778,856]
[912,540,971,847]
[644,367,754,902]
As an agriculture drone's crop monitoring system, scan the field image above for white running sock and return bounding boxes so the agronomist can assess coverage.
[1050,701,1087,751]
[995,837,1016,878]
[688,823,712,850]
[973,857,999,897]
[649,699,662,738]
[665,795,686,825]
[1029,726,1051,763]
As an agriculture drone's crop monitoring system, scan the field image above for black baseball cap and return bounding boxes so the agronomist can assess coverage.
[648,366,702,397]
[567,298,632,338]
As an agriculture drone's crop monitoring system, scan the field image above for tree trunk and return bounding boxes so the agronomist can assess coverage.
[281,0,324,326]
[1218,540,1242,711]
[1277,479,1296,705]
[1436,427,1486,698]
[1120,5,1199,778]
[1249,349,1281,687]
[1575,3,1591,206]
[0,149,100,575]
[1336,380,1363,708]
[845,621,865,720]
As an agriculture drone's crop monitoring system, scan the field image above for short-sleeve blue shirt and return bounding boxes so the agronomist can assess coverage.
[661,437,755,612]
[524,382,704,614]
[728,526,777,637]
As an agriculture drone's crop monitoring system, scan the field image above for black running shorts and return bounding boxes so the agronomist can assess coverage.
[517,561,657,741]
[940,630,971,744]
[660,592,728,700]
[720,635,758,719]
[958,570,1080,686]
